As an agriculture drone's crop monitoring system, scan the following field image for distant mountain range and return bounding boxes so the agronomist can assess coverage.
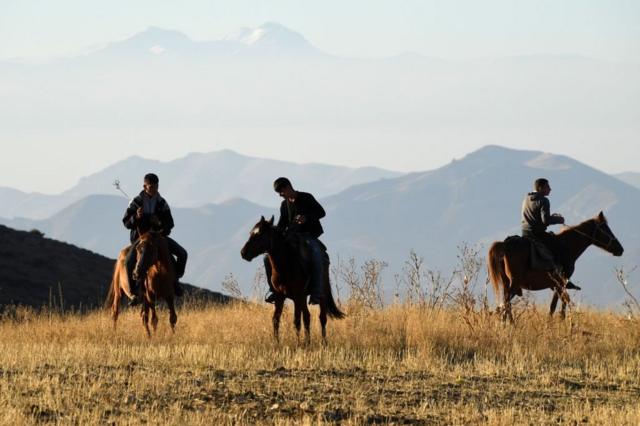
[2,23,637,190]
[2,146,638,307]
[615,172,640,190]
[0,150,400,220]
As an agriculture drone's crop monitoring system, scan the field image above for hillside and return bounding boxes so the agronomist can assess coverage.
[0,224,229,310]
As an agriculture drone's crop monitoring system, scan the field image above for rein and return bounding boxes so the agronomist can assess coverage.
[563,221,618,250]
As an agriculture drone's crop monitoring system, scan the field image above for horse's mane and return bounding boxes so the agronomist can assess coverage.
[558,214,605,235]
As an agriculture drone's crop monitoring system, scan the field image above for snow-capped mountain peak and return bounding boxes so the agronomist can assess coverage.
[225,22,315,52]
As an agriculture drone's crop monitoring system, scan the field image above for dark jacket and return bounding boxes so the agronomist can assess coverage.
[122,191,174,243]
[521,192,563,235]
[277,191,326,239]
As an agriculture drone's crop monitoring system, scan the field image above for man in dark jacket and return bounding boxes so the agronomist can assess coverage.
[264,177,327,305]
[521,178,573,281]
[122,173,187,306]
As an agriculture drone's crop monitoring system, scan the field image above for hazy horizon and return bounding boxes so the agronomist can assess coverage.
[1,2,638,193]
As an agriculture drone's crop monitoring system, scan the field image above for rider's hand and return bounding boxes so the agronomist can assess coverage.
[136,207,144,219]
[553,214,565,224]
[294,215,307,225]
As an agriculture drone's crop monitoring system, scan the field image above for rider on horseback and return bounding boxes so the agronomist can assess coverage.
[264,177,327,305]
[122,173,188,306]
[521,178,575,286]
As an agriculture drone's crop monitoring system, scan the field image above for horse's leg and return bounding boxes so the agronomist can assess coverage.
[293,300,302,344]
[500,258,514,323]
[501,278,514,323]
[559,290,571,320]
[319,302,328,346]
[167,296,178,333]
[302,301,311,346]
[141,303,151,338]
[549,291,560,317]
[273,298,285,343]
[150,304,159,334]
[111,281,121,329]
[547,272,571,320]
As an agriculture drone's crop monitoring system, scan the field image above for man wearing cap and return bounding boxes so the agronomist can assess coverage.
[122,173,188,306]
[264,177,327,305]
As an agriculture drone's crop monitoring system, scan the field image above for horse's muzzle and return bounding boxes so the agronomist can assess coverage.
[240,248,252,261]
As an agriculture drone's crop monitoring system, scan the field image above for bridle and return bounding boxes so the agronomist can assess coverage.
[564,220,619,251]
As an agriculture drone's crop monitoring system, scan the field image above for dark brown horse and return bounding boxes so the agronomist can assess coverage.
[106,231,178,336]
[240,216,345,344]
[488,212,623,322]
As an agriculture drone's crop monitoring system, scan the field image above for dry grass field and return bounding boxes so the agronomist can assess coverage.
[1,301,639,425]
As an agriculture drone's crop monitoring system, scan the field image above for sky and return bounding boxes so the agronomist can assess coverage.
[0,0,639,193]
[2,0,639,62]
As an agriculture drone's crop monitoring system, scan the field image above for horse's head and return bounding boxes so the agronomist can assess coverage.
[134,231,161,278]
[240,216,275,261]
[588,211,624,256]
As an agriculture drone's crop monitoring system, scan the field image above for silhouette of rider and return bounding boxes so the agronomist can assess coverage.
[264,177,327,305]
[122,173,187,306]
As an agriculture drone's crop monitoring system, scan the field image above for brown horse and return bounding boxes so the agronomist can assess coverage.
[106,231,178,336]
[240,216,345,344]
[488,212,624,322]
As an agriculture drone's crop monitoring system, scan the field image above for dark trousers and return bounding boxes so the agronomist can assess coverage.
[522,230,573,277]
[167,237,188,278]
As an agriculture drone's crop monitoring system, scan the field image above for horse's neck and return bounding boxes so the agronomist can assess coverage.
[564,222,594,262]
[266,231,295,275]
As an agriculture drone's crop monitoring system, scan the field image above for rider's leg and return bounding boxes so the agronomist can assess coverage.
[166,237,187,278]
[125,241,142,305]
[306,238,325,305]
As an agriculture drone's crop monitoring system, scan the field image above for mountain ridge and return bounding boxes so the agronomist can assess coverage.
[2,145,637,307]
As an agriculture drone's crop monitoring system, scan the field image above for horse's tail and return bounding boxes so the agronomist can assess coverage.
[104,263,118,309]
[325,280,346,320]
[105,251,126,309]
[488,242,505,300]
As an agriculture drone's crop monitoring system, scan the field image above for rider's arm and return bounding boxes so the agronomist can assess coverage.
[276,201,289,232]
[122,199,140,230]
[540,198,563,225]
[158,201,174,236]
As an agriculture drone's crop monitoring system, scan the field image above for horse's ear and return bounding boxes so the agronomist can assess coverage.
[260,215,265,223]
[268,215,275,225]
[597,211,606,222]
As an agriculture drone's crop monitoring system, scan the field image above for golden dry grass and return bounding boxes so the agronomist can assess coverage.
[1,302,639,425]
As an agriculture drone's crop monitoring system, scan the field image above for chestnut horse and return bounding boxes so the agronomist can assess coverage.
[105,231,178,336]
[240,216,345,344]
[488,212,623,322]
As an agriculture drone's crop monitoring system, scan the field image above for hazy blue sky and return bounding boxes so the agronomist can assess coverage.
[2,0,639,61]
[1,1,638,193]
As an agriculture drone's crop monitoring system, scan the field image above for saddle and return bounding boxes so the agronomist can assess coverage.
[504,235,556,271]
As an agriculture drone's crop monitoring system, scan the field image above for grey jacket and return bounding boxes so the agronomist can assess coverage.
[521,192,563,234]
